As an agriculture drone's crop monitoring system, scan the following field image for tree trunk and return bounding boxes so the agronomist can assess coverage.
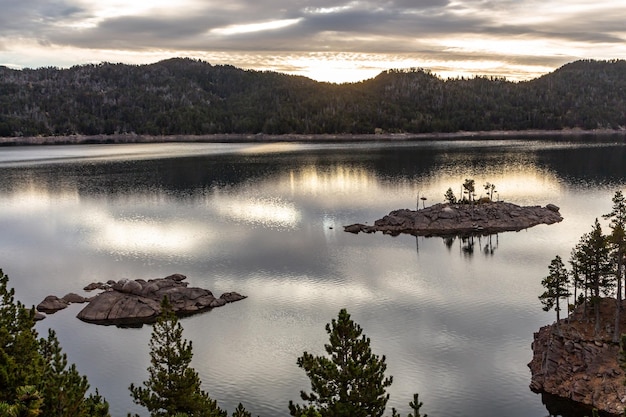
[614,253,624,343]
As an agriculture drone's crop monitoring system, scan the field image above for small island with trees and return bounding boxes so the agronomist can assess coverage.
[344,179,563,237]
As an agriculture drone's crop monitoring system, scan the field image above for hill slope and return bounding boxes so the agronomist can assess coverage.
[0,58,624,137]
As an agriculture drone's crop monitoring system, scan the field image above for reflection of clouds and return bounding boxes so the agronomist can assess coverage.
[213,195,300,229]
[0,187,216,257]
[90,215,205,255]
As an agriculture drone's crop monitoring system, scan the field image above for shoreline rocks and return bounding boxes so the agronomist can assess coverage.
[344,201,563,237]
[528,298,626,415]
[37,274,246,326]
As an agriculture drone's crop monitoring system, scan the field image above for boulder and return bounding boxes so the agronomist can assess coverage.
[37,295,69,313]
[62,292,90,303]
[220,292,247,303]
[546,203,560,213]
[75,275,245,326]
[84,282,104,291]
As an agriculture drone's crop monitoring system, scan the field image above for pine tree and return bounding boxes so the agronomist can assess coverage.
[39,329,110,417]
[444,188,457,204]
[0,269,109,417]
[603,190,626,342]
[0,270,42,404]
[288,309,393,417]
[585,219,614,334]
[539,255,571,335]
[129,297,225,417]
[0,385,43,417]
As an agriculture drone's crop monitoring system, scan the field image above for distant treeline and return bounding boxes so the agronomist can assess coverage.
[0,58,624,137]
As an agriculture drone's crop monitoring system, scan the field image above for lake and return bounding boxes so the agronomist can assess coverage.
[1,137,625,417]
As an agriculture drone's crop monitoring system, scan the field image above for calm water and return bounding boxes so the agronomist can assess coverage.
[1,138,625,417]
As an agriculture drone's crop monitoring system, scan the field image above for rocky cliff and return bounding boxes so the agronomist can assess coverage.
[529,298,626,415]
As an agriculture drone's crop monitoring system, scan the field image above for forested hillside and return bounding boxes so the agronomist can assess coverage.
[0,58,624,137]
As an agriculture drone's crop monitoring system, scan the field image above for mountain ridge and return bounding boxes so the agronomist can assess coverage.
[0,58,624,137]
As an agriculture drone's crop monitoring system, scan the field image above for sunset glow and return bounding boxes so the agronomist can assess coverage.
[0,0,624,82]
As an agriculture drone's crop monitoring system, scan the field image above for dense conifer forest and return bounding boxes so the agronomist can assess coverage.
[0,58,624,137]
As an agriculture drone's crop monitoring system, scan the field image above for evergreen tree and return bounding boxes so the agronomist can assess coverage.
[0,269,109,417]
[462,179,475,202]
[288,309,393,417]
[0,385,43,417]
[570,233,592,317]
[443,188,456,204]
[129,297,225,417]
[0,270,42,404]
[584,219,614,334]
[603,190,626,342]
[391,393,428,417]
[539,255,571,335]
[483,182,496,201]
[39,329,110,417]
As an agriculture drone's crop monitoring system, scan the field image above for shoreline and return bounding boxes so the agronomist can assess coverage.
[1,129,625,146]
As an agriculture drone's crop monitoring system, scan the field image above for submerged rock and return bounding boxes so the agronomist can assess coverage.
[344,201,563,237]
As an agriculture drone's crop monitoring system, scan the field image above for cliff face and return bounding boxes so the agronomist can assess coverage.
[529,298,626,415]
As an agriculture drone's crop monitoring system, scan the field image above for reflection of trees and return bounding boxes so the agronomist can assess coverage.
[440,233,499,258]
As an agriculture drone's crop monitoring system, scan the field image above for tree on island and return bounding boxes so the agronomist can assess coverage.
[483,182,496,201]
[539,256,571,335]
[444,188,457,204]
[129,297,226,417]
[602,190,626,342]
[288,309,393,417]
[462,179,475,202]
[584,219,614,335]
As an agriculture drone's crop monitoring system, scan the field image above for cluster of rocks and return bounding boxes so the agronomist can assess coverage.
[344,201,562,236]
[36,274,246,326]
[528,298,626,415]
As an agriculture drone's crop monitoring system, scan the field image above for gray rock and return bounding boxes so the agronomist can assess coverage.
[344,201,563,237]
[62,292,90,303]
[84,282,104,291]
[37,295,69,313]
[121,279,143,295]
[75,275,245,326]
[220,292,248,303]
[546,203,560,212]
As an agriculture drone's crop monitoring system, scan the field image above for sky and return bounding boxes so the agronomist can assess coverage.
[0,0,624,83]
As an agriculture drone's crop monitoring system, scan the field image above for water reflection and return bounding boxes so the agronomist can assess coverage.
[213,195,301,228]
[0,139,625,417]
[440,234,500,258]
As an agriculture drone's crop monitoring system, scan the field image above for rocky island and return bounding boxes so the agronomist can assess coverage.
[529,298,626,415]
[36,273,246,326]
[344,201,563,236]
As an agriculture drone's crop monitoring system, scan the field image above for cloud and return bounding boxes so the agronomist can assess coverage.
[0,0,624,82]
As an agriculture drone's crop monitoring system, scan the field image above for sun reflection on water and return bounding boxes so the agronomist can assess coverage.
[213,195,301,228]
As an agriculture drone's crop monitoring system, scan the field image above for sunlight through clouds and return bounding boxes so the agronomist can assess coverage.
[0,0,624,82]
[210,19,302,36]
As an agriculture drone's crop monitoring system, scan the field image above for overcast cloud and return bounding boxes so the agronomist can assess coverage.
[0,0,624,82]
